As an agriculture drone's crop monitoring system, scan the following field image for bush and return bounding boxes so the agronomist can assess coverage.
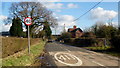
[73,38,96,47]
[64,38,74,43]
[82,32,96,38]
[56,32,72,42]
[61,32,72,39]
[110,35,120,51]
[64,37,105,47]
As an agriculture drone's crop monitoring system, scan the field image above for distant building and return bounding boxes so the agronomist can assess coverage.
[68,25,83,38]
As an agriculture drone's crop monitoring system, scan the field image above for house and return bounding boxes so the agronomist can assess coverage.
[68,25,83,38]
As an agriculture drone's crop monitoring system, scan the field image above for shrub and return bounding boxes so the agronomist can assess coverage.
[64,38,74,43]
[64,37,105,47]
[110,35,120,51]
[82,32,96,38]
[56,32,72,42]
[73,38,95,47]
[61,32,72,39]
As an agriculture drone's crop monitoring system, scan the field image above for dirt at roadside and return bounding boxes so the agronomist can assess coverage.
[31,43,49,67]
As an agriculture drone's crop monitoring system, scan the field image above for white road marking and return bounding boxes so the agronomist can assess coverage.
[92,61,104,66]
[69,54,76,60]
[59,55,66,61]
[64,54,71,60]
[49,52,55,55]
[59,45,63,49]
[66,49,71,52]
[89,55,95,59]
[107,56,119,60]
[54,52,82,66]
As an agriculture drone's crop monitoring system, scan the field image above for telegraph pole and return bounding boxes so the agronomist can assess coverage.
[64,24,66,32]
[55,27,56,35]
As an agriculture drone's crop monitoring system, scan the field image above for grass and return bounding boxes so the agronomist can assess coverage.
[84,46,111,50]
[105,52,120,57]
[2,40,46,66]
[63,40,120,58]
[84,46,120,58]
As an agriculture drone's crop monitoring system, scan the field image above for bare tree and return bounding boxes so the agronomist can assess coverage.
[8,2,57,37]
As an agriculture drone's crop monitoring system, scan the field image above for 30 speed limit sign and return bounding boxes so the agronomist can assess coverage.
[24,17,32,26]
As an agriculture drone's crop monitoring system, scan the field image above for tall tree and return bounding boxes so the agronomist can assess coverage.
[43,21,52,38]
[10,17,23,37]
[8,2,57,37]
[10,18,17,36]
[91,24,117,38]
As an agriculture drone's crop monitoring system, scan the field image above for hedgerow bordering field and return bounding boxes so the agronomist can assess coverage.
[2,37,40,58]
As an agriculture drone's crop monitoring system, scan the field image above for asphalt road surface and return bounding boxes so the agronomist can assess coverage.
[44,42,120,68]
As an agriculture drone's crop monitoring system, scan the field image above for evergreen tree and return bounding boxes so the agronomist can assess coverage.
[10,18,17,36]
[10,17,23,37]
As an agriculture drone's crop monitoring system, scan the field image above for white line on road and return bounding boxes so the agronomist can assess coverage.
[64,54,71,60]
[66,49,71,52]
[92,61,104,66]
[107,56,119,60]
[59,55,66,61]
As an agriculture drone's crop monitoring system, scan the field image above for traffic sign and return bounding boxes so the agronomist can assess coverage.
[24,17,32,54]
[24,17,32,26]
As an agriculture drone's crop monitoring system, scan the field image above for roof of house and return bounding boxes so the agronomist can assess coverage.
[68,28,83,32]
[68,28,74,32]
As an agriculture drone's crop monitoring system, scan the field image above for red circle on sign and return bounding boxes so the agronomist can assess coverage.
[24,17,32,26]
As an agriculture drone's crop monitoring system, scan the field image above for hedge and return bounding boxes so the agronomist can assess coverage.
[64,38,106,47]
[110,35,120,51]
[2,37,40,58]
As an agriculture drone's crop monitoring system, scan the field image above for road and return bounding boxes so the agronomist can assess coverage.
[44,42,120,68]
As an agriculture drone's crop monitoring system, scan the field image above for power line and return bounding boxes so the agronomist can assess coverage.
[73,0,103,22]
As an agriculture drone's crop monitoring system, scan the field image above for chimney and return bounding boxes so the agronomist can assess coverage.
[73,25,77,29]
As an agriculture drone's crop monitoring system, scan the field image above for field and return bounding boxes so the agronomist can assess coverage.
[2,37,46,66]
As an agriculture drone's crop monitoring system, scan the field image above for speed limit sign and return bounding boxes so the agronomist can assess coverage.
[24,17,32,54]
[24,17,32,26]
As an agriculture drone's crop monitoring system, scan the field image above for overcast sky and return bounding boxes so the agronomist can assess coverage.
[0,0,118,35]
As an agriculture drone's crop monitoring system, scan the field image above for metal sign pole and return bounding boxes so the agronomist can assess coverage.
[24,17,32,54]
[28,26,30,54]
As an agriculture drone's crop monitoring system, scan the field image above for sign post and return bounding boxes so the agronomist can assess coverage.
[28,26,30,54]
[24,17,32,54]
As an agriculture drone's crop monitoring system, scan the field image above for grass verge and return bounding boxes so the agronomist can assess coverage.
[84,46,120,58]
[84,46,111,50]
[2,40,46,66]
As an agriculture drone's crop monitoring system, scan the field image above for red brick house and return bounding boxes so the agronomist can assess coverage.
[68,25,83,38]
